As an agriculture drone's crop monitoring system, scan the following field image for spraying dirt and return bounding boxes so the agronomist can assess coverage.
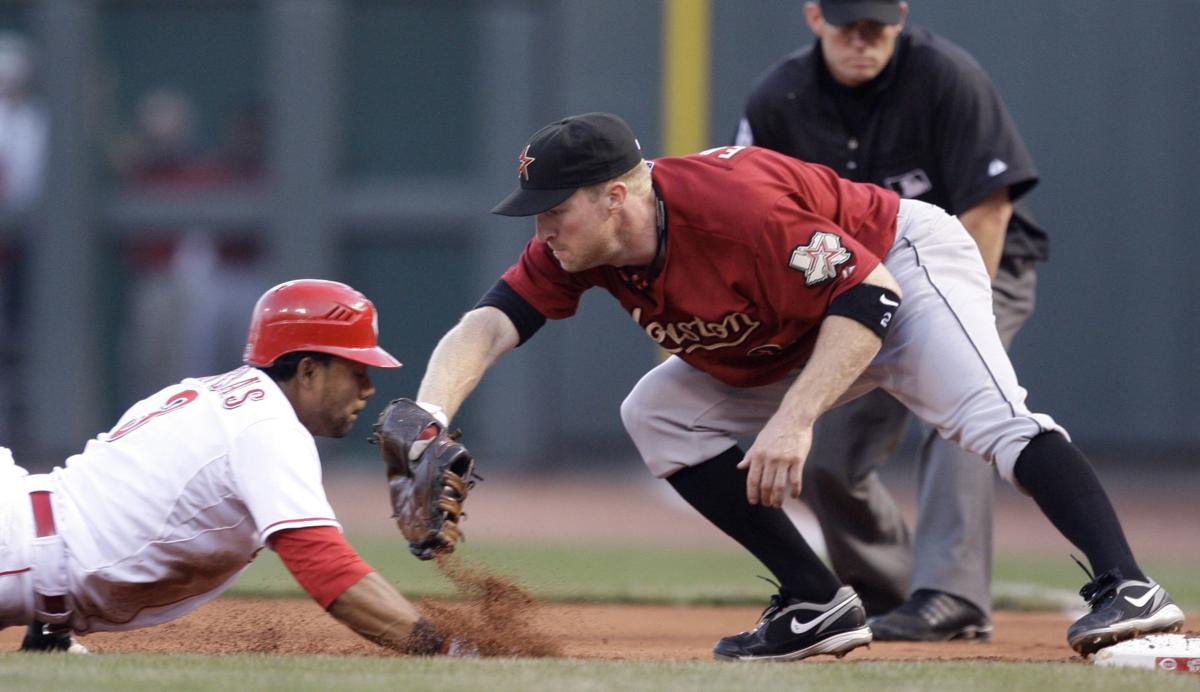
[418,554,563,657]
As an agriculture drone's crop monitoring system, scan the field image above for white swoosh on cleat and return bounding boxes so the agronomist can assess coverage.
[790,595,855,635]
[1124,584,1160,608]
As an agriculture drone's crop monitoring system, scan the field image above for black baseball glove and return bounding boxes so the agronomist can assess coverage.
[369,398,478,560]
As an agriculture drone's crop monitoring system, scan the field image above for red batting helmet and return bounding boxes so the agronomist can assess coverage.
[243,279,402,368]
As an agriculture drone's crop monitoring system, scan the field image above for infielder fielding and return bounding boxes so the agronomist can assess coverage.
[414,112,1184,661]
[734,0,1048,639]
[1,279,463,655]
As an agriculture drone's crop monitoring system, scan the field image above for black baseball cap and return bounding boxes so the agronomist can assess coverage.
[819,0,903,26]
[491,112,644,217]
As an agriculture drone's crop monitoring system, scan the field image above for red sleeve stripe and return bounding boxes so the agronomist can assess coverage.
[269,525,373,609]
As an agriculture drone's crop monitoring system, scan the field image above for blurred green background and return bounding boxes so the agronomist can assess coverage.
[0,1,1197,478]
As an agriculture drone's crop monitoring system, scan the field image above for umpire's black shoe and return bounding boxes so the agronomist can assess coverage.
[713,586,872,661]
[1067,570,1185,656]
[867,589,992,642]
[19,622,89,654]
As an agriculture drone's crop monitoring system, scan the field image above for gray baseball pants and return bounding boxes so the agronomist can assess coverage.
[621,200,1063,611]
[801,253,1036,617]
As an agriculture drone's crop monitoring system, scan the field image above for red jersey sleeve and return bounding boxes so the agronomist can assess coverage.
[269,525,373,609]
[755,195,884,321]
[499,238,596,320]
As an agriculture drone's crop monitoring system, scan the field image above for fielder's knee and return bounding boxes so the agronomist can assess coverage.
[619,383,673,477]
[959,413,1067,486]
[619,385,650,444]
[1011,430,1087,493]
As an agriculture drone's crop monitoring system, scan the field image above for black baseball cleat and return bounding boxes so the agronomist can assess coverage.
[867,589,992,642]
[714,585,872,661]
[19,622,89,654]
[1067,568,1185,657]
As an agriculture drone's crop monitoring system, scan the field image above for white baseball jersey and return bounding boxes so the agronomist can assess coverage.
[31,366,340,633]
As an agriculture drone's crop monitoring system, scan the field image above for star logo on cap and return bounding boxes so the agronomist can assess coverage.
[517,145,536,181]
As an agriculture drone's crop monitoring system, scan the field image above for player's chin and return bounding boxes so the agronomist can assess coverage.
[329,415,357,438]
[556,256,594,273]
[847,63,882,81]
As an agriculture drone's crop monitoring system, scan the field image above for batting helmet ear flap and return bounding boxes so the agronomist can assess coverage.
[243,279,402,369]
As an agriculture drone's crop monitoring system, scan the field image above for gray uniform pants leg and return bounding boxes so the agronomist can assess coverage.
[800,258,1037,617]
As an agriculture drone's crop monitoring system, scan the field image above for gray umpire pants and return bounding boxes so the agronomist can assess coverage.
[800,256,1037,618]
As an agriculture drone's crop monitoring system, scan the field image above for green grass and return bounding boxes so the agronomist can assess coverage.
[231,537,1200,611]
[9,541,1198,689]
[993,557,1200,611]
[232,540,772,604]
[1,655,1196,692]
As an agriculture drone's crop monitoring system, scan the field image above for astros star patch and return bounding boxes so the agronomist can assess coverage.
[789,231,852,286]
[517,145,536,181]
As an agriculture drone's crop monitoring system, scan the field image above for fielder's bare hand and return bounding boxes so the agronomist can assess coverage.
[738,416,813,507]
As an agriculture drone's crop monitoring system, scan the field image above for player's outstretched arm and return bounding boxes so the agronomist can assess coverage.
[327,571,448,654]
[739,263,901,507]
[417,307,519,422]
[271,527,459,654]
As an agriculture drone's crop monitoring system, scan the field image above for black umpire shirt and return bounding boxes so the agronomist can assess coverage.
[737,25,1047,261]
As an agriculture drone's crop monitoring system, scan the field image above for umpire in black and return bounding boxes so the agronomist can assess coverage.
[735,0,1047,641]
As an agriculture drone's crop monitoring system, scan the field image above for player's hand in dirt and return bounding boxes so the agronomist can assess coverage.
[443,637,480,657]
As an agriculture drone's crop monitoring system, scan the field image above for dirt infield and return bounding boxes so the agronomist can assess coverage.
[0,597,1106,662]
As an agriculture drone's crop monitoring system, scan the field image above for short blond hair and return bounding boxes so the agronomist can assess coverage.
[584,160,651,201]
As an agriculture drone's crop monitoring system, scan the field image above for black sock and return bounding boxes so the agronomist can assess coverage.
[1013,432,1144,581]
[666,445,842,602]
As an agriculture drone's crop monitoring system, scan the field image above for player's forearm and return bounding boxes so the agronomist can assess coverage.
[777,264,896,425]
[778,315,883,427]
[417,307,518,421]
[958,187,1012,280]
[326,571,429,652]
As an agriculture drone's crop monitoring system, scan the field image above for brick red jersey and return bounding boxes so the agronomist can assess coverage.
[500,145,900,387]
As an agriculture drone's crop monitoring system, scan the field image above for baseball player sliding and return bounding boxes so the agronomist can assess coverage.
[412,112,1184,661]
[0,279,466,656]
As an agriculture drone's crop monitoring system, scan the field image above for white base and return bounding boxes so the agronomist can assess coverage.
[1092,634,1200,673]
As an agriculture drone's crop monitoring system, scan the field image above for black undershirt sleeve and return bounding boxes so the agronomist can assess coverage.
[473,279,547,346]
